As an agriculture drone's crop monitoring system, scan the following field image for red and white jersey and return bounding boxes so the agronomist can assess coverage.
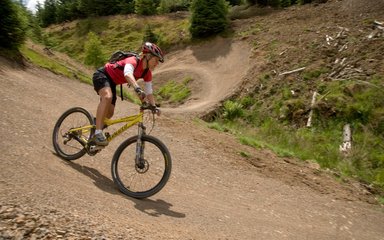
[104,56,152,85]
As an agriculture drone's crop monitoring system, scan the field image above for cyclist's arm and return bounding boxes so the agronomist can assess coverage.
[144,81,156,106]
[124,64,157,108]
[123,64,140,89]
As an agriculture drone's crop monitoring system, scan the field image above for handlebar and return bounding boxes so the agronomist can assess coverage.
[139,103,159,134]
[140,103,160,114]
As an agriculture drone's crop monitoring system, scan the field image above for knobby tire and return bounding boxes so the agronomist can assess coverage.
[52,107,94,161]
[111,135,172,199]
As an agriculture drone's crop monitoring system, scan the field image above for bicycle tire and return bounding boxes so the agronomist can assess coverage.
[111,135,172,199]
[52,107,94,161]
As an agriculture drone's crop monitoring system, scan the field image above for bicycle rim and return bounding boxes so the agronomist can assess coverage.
[52,107,94,160]
[111,135,172,199]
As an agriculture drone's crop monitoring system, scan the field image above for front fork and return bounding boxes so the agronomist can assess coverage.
[135,123,146,166]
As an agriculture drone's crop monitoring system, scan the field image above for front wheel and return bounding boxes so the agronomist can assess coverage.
[52,107,94,161]
[111,135,172,199]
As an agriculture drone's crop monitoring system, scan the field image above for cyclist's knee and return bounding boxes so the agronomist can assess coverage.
[99,87,112,97]
[99,90,113,103]
[102,95,113,103]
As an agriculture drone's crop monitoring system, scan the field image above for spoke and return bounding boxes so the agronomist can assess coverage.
[124,171,138,190]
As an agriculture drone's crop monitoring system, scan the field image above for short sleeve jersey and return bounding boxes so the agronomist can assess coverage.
[104,56,152,85]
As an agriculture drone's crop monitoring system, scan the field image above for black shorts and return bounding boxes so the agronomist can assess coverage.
[92,69,117,105]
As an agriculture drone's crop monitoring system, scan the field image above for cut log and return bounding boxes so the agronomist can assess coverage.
[306,91,318,127]
[339,124,352,153]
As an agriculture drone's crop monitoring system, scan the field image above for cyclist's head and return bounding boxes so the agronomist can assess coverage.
[142,42,164,63]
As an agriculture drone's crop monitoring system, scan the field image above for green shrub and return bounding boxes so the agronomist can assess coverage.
[223,100,244,121]
[240,96,256,109]
[84,32,105,68]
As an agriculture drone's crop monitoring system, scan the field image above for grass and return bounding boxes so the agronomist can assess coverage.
[379,197,384,205]
[155,77,192,105]
[238,136,264,149]
[239,151,251,158]
[302,68,328,81]
[210,106,384,193]
[20,45,91,85]
[20,43,141,105]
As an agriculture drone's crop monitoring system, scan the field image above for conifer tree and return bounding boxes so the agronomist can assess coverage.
[40,0,57,27]
[256,0,268,6]
[134,0,159,15]
[143,25,159,44]
[269,0,281,7]
[0,0,27,50]
[84,32,104,68]
[227,0,242,6]
[280,0,291,7]
[298,0,312,4]
[189,0,229,38]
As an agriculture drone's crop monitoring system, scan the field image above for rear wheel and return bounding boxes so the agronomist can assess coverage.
[52,107,94,160]
[111,135,172,199]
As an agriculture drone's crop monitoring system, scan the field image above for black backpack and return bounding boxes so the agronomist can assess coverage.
[108,50,149,100]
[108,50,140,70]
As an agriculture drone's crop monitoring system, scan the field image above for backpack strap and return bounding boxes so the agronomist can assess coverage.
[120,84,124,101]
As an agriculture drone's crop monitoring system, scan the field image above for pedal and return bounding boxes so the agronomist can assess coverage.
[90,145,105,151]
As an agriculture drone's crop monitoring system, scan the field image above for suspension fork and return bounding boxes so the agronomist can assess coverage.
[135,123,147,165]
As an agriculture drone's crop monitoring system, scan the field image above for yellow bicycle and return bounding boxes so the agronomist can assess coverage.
[52,104,172,199]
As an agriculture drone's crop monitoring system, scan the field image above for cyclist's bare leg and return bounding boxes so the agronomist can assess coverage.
[106,103,115,119]
[96,87,114,130]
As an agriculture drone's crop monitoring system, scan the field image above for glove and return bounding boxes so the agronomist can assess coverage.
[135,87,146,99]
[149,105,161,115]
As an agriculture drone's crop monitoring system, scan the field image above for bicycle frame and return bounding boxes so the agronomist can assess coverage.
[67,112,144,144]
[103,113,144,142]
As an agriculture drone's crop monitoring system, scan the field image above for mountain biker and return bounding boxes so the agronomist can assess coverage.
[91,42,164,146]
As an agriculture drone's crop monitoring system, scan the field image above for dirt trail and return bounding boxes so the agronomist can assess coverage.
[1,37,384,239]
[156,38,251,117]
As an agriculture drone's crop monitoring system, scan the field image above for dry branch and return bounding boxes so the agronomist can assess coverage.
[368,20,384,39]
[279,67,306,76]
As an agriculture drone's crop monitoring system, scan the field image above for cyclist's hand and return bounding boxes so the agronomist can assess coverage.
[134,87,146,100]
[150,105,161,116]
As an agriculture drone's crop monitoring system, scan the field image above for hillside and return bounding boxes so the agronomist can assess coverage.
[1,0,384,239]
[233,0,384,112]
[214,0,384,192]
